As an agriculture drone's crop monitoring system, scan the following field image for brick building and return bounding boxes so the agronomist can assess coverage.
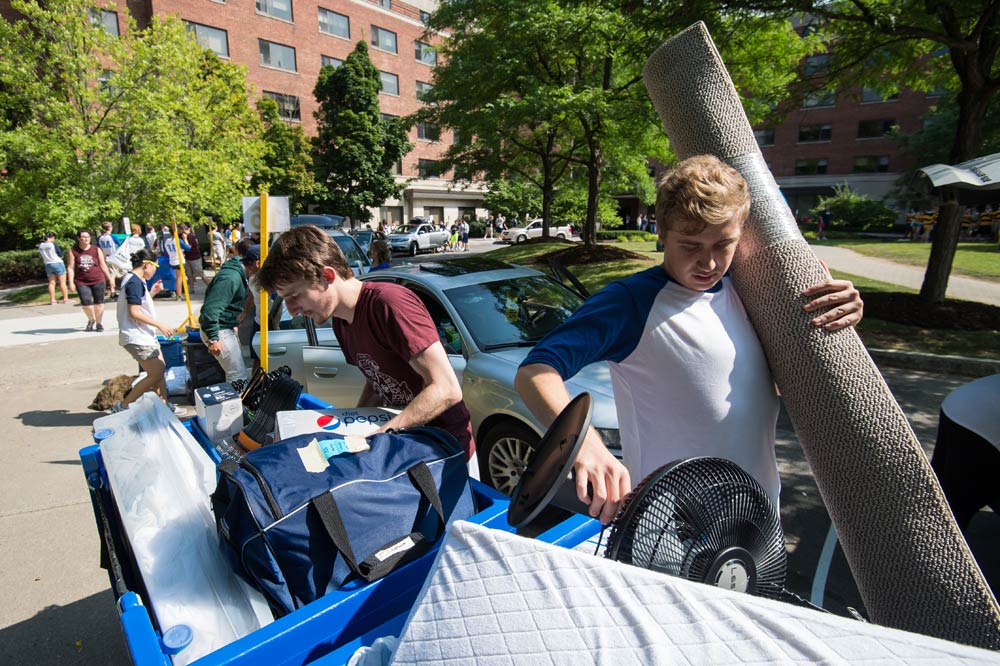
[1,0,486,226]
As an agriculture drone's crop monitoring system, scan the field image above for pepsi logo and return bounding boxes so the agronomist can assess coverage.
[316,414,342,431]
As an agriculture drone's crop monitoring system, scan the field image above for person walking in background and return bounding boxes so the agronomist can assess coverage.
[38,231,69,305]
[144,224,156,251]
[179,222,209,294]
[96,221,117,257]
[106,224,148,294]
[485,215,495,239]
[110,248,186,416]
[156,226,188,300]
[368,239,392,271]
[460,218,470,251]
[210,225,227,268]
[67,229,113,332]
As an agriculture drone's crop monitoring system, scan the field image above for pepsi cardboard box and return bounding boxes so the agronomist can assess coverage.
[275,407,396,441]
[195,382,243,443]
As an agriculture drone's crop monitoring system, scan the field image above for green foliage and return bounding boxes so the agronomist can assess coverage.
[0,249,46,283]
[482,179,541,218]
[0,1,265,246]
[251,97,317,213]
[597,230,658,242]
[810,185,898,232]
[312,41,411,224]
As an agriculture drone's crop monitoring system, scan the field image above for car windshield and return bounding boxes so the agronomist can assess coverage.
[445,275,584,350]
[333,235,370,269]
[393,225,418,234]
[355,230,373,242]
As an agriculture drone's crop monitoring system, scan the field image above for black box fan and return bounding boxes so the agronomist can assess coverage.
[509,392,787,600]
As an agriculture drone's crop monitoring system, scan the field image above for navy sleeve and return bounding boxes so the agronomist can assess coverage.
[124,276,146,306]
[521,266,668,380]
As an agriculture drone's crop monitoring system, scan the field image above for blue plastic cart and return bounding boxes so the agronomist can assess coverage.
[80,394,600,665]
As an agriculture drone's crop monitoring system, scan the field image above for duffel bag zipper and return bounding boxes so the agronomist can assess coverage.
[240,459,283,519]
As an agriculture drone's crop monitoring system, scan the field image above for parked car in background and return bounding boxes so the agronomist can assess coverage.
[500,219,574,244]
[350,228,386,255]
[387,218,450,256]
[253,257,620,494]
[290,214,346,230]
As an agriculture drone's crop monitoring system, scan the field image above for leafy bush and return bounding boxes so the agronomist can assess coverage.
[597,230,657,242]
[0,249,47,284]
[810,185,899,232]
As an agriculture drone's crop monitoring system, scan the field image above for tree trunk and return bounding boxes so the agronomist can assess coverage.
[583,143,601,247]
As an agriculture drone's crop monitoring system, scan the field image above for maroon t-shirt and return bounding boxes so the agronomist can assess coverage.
[70,244,105,286]
[184,230,201,261]
[332,282,474,458]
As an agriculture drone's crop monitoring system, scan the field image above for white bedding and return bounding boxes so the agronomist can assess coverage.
[390,521,999,665]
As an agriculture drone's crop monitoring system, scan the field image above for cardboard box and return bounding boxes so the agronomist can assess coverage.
[275,407,396,441]
[195,383,243,443]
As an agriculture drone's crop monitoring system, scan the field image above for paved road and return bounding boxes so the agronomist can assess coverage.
[0,239,996,665]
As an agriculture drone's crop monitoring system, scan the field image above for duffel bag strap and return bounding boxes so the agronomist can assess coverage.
[311,461,448,583]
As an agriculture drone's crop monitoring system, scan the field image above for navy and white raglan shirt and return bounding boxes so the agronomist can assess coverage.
[117,272,158,348]
[522,265,781,505]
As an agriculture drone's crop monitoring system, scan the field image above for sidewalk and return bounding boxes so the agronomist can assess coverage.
[809,243,1000,307]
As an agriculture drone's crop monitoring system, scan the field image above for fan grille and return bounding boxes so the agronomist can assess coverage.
[606,457,786,598]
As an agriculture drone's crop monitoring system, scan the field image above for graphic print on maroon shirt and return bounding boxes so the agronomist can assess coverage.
[332,282,474,457]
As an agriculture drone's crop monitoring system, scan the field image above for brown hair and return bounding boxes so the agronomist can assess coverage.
[655,155,750,235]
[256,225,354,292]
[369,239,391,265]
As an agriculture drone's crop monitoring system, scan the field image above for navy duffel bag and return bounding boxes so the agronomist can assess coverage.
[211,426,476,615]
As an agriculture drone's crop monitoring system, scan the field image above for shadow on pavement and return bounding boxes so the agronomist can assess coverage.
[0,589,129,666]
[12,328,84,335]
[18,410,100,428]
[45,459,83,466]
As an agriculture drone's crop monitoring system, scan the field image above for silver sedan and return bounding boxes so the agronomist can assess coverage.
[254,257,620,494]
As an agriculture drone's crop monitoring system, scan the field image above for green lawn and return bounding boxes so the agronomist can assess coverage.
[818,237,1000,282]
[4,284,77,305]
[484,241,999,359]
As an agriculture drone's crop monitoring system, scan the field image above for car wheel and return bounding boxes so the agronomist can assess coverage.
[409,242,418,257]
[556,233,566,240]
[479,421,539,496]
[516,234,527,244]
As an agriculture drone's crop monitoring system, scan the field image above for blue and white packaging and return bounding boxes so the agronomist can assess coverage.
[195,382,243,443]
[274,407,395,441]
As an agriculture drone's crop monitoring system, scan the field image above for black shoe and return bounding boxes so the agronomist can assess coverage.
[85,320,94,332]
[95,323,104,332]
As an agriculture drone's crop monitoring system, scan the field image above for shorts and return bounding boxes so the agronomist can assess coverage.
[77,282,106,306]
[124,343,161,362]
[44,262,66,277]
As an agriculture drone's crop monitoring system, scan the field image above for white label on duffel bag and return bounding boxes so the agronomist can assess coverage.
[297,438,330,473]
[375,536,416,562]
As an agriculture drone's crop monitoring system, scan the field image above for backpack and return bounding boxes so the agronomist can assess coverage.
[211,427,476,615]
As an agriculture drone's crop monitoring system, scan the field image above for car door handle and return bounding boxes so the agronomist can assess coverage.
[268,346,287,355]
[313,367,339,379]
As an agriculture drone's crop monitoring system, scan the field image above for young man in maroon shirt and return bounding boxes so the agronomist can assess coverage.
[256,225,474,458]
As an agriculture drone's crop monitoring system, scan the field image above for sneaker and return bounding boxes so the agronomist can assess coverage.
[109,401,128,413]
[168,403,189,417]
[95,323,104,332]
[85,320,94,332]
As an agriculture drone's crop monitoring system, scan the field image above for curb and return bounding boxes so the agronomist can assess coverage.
[869,348,1000,378]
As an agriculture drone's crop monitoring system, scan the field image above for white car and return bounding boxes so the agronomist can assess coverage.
[253,257,620,495]
[386,219,450,256]
[500,219,573,244]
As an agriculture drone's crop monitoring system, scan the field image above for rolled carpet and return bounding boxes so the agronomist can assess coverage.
[642,22,1000,649]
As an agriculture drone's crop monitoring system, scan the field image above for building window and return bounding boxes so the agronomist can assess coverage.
[853,155,890,172]
[418,159,441,178]
[379,71,399,95]
[798,123,832,142]
[259,39,296,72]
[417,122,440,142]
[256,0,292,22]
[804,54,829,76]
[264,91,301,122]
[794,158,828,175]
[802,90,835,108]
[321,55,343,69]
[754,128,775,147]
[415,81,434,102]
[415,41,437,66]
[318,8,349,39]
[185,21,229,57]
[861,88,899,103]
[90,9,119,36]
[377,0,391,8]
[371,26,397,54]
[452,128,460,145]
[857,118,895,139]
[420,10,432,25]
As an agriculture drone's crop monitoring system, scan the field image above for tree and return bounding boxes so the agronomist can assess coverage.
[0,0,264,244]
[312,41,411,225]
[756,0,1000,303]
[251,96,318,213]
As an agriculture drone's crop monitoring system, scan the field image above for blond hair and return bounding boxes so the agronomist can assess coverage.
[656,155,750,235]
[256,225,354,292]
